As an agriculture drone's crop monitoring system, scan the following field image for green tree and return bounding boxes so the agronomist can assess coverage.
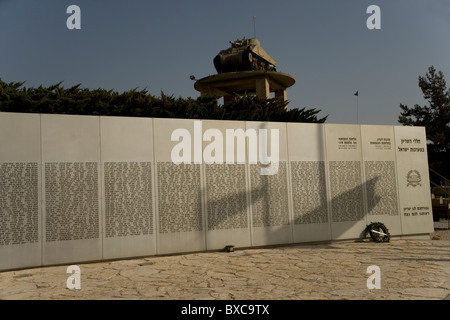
[399,66,450,179]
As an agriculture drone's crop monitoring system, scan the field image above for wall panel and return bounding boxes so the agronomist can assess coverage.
[360,125,402,236]
[0,113,42,270]
[394,126,434,236]
[100,116,156,259]
[287,123,331,243]
[153,118,206,255]
[41,114,102,265]
[202,120,251,250]
[325,124,366,240]
[246,121,292,246]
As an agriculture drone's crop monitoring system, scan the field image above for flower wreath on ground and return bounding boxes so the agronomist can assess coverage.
[366,222,390,243]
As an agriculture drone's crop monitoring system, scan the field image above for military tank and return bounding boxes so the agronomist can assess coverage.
[213,38,277,74]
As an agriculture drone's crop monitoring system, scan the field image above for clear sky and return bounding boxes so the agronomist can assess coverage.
[1,0,449,125]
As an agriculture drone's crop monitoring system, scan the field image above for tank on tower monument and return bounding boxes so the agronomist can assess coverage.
[213,38,277,74]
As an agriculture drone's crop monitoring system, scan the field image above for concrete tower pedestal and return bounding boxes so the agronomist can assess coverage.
[194,71,295,104]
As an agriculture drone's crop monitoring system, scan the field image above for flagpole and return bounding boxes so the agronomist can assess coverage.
[357,94,359,124]
[354,91,359,124]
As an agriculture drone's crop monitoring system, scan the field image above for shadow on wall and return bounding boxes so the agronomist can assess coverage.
[202,164,382,244]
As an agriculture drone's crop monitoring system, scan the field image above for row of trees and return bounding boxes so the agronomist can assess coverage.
[0,79,327,123]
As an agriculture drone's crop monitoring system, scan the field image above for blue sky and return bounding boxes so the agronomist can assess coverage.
[1,0,449,125]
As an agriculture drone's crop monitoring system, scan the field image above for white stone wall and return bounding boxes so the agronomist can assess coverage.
[0,112,434,270]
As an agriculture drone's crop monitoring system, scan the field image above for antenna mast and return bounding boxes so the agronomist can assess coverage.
[253,16,256,38]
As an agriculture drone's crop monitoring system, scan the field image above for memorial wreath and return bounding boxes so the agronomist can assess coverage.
[366,222,390,243]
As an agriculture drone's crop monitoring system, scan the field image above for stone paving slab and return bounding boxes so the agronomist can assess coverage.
[0,239,449,300]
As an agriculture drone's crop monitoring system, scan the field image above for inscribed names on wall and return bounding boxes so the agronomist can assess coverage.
[361,125,399,216]
[0,163,39,245]
[364,161,398,216]
[249,162,290,227]
[329,161,364,222]
[44,162,99,241]
[104,162,153,237]
[205,163,248,230]
[291,161,328,224]
[157,162,202,233]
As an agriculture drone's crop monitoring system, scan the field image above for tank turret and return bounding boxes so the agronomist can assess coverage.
[213,38,277,74]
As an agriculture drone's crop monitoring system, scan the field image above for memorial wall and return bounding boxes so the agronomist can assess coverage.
[0,112,434,271]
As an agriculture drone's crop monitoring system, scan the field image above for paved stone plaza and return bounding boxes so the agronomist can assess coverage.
[0,238,449,300]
